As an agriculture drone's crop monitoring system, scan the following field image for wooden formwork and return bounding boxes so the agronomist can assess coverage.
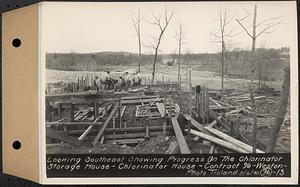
[45,91,179,146]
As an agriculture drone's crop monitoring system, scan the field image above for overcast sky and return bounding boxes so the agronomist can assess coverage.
[41,1,297,54]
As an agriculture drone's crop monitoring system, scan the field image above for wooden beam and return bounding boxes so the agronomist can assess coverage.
[183,114,211,135]
[113,138,145,145]
[209,98,222,107]
[92,102,119,146]
[207,120,218,128]
[171,117,191,154]
[208,110,231,131]
[46,118,65,128]
[46,122,103,126]
[189,129,249,153]
[121,98,163,104]
[68,126,173,135]
[46,128,90,147]
[236,95,266,102]
[100,135,105,144]
[90,131,169,140]
[205,126,264,153]
[156,103,166,117]
[121,95,159,100]
[78,115,102,141]
[210,106,237,110]
[209,144,215,154]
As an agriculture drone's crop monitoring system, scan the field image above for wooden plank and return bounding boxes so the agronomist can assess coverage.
[210,106,237,110]
[171,117,191,154]
[78,115,102,141]
[101,132,167,140]
[114,138,145,145]
[189,129,249,153]
[209,110,231,131]
[46,118,65,128]
[68,126,173,134]
[46,128,90,147]
[46,122,103,126]
[183,114,211,135]
[92,102,119,146]
[100,135,105,144]
[74,110,83,118]
[120,106,126,118]
[209,98,222,107]
[121,95,159,100]
[209,144,215,154]
[74,110,89,121]
[207,120,218,128]
[205,126,264,153]
[236,95,266,102]
[121,98,163,104]
[156,103,165,117]
[114,106,126,118]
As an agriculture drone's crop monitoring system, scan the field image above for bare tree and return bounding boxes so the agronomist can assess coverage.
[148,8,174,84]
[211,8,237,92]
[236,4,281,88]
[236,5,281,152]
[175,22,186,83]
[131,9,143,73]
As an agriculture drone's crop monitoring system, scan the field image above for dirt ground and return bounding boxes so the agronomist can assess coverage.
[46,63,284,91]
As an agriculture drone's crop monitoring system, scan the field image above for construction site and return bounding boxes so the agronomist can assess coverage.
[44,3,292,155]
[45,72,290,154]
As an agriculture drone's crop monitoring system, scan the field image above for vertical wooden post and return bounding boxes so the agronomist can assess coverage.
[149,104,152,127]
[187,119,191,139]
[205,87,209,123]
[201,88,205,124]
[113,117,116,140]
[70,103,74,122]
[195,91,199,116]
[145,124,150,139]
[163,97,167,136]
[94,102,98,120]
[232,114,241,138]
[58,103,62,119]
[119,100,122,128]
[46,100,51,122]
[124,121,127,135]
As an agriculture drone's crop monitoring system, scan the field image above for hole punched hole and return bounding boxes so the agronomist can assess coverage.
[12,140,21,150]
[12,38,21,48]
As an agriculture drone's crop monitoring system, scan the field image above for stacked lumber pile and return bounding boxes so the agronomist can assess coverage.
[184,114,264,153]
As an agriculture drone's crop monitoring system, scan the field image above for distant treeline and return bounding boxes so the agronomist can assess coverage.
[46,52,162,71]
[46,48,289,80]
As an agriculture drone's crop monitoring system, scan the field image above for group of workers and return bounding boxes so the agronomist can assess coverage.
[93,71,141,91]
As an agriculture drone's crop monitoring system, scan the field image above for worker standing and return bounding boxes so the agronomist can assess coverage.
[124,72,131,90]
[136,71,141,86]
[94,76,100,91]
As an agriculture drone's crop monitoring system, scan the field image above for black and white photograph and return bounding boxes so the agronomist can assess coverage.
[42,1,297,181]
